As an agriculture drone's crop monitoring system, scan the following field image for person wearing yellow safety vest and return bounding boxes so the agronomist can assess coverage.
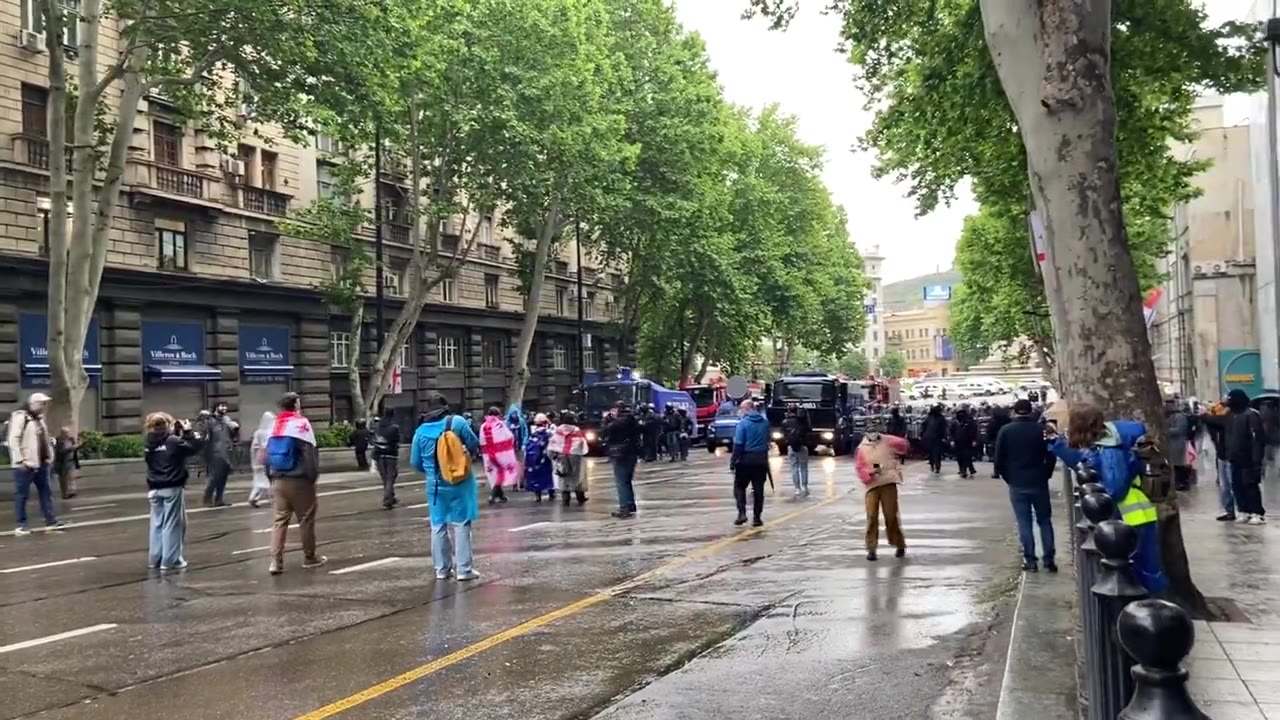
[1047,404,1169,596]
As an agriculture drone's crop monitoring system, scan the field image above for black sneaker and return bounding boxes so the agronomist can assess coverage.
[751,518,763,528]
[1216,512,1237,522]
[895,547,906,558]
[1045,562,1059,574]
[1022,560,1038,573]
[611,509,635,519]
[733,515,748,526]
[867,551,878,561]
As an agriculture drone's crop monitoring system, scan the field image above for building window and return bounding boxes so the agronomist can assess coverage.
[610,272,624,288]
[21,0,79,48]
[317,162,337,200]
[484,274,500,309]
[152,120,181,167]
[583,334,596,370]
[872,330,879,342]
[604,298,616,319]
[482,338,505,369]
[157,227,188,270]
[314,133,343,154]
[439,276,455,303]
[248,232,277,280]
[552,342,568,370]
[438,336,459,369]
[481,244,500,262]
[330,332,351,368]
[260,150,277,189]
[21,84,47,137]
[873,347,880,359]
[584,291,596,320]
[556,287,568,316]
[383,266,405,297]
[554,260,569,275]
[479,214,493,245]
[398,339,412,369]
[330,250,347,281]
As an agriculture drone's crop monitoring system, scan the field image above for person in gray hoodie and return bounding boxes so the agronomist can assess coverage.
[201,402,239,507]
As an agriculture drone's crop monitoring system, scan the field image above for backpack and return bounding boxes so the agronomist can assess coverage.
[266,435,301,474]
[435,416,469,485]
[2,411,31,451]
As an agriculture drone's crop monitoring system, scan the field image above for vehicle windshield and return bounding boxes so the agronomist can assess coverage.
[687,386,717,407]
[774,381,834,403]
[715,403,739,418]
[582,383,636,413]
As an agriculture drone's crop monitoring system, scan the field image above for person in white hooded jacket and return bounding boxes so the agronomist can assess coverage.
[248,411,275,508]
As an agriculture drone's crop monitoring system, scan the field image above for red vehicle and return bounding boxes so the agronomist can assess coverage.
[680,380,727,441]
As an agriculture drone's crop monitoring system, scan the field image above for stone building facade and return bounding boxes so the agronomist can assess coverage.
[0,0,625,433]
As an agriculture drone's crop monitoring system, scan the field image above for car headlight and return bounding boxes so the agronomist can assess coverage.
[585,431,597,442]
[771,431,783,440]
[822,431,834,440]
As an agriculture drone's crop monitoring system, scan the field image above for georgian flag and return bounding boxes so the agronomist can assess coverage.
[1143,288,1162,329]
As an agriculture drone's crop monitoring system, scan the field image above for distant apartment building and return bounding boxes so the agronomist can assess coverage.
[883,305,958,378]
[1150,98,1260,401]
[0,1,617,433]
[857,244,885,363]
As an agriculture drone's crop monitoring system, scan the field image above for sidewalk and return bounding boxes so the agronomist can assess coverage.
[1178,460,1280,719]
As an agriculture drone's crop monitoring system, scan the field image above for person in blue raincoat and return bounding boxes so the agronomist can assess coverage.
[523,413,555,502]
[1048,403,1169,596]
[506,404,529,489]
[411,394,482,582]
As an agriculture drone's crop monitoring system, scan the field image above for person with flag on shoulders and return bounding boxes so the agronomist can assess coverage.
[265,392,325,575]
[412,394,482,581]
[549,410,589,507]
[480,406,518,505]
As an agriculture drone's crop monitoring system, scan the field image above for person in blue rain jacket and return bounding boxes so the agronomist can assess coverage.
[523,414,555,502]
[1048,404,1168,596]
[411,394,482,582]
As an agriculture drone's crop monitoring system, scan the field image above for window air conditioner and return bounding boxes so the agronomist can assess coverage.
[20,29,45,52]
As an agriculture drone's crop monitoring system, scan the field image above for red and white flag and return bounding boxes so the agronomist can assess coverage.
[1142,288,1162,328]
[270,411,316,446]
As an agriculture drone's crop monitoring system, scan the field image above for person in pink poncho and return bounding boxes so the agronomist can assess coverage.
[549,410,589,507]
[480,406,519,505]
[855,430,910,562]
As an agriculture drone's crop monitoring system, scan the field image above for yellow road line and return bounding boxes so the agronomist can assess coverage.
[292,493,846,720]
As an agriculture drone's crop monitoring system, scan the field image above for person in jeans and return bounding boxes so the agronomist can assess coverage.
[782,407,811,497]
[143,412,203,571]
[411,393,482,581]
[372,407,402,509]
[201,402,238,507]
[7,392,63,535]
[602,401,642,518]
[663,405,682,463]
[266,393,324,575]
[1205,398,1235,521]
[731,400,771,527]
[1203,389,1268,525]
[994,399,1059,573]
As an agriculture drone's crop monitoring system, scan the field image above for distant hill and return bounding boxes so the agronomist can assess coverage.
[882,269,964,312]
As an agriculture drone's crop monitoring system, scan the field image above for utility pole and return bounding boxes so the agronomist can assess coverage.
[374,121,385,350]
[1266,18,1280,389]
[575,217,586,388]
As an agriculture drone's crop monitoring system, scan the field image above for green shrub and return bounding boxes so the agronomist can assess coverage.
[103,435,146,459]
[315,428,344,449]
[78,430,107,459]
[327,421,354,447]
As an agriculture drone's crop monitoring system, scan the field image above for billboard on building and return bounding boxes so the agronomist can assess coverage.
[864,301,877,316]
[934,335,955,362]
[923,285,952,302]
[1219,349,1264,399]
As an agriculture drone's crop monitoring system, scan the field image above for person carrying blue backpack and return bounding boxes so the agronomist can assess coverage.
[264,392,325,575]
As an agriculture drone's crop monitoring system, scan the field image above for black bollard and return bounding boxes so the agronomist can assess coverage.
[1091,520,1149,720]
[1079,490,1113,554]
[1076,492,1114,719]
[1118,599,1210,720]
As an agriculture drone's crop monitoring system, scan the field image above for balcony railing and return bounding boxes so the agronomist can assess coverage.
[241,186,289,216]
[482,244,500,262]
[16,135,74,171]
[154,165,205,199]
[386,222,411,244]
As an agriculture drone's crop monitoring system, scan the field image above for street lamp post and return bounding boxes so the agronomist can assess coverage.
[575,217,585,389]
[373,122,385,351]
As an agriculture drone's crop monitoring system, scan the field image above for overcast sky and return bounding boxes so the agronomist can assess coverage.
[671,1,976,283]
[672,1,1255,284]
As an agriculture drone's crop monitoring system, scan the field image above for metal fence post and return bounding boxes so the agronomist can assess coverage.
[1091,519,1149,719]
[1078,491,1114,720]
[1118,599,1211,720]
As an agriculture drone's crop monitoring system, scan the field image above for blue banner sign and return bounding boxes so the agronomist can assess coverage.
[239,324,293,383]
[142,321,204,366]
[934,335,955,362]
[923,285,952,302]
[18,313,101,375]
[864,301,877,316]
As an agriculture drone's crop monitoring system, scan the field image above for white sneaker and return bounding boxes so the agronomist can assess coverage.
[455,570,481,582]
[1248,515,1266,525]
[435,569,453,580]
[1237,514,1252,523]
[13,526,31,537]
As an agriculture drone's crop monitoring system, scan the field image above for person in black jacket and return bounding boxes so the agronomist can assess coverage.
[350,419,370,471]
[1204,389,1268,524]
[52,426,81,499]
[372,408,402,509]
[985,406,1011,467]
[144,412,204,571]
[994,399,1058,572]
[781,408,812,496]
[921,405,948,474]
[950,408,980,478]
[663,406,682,463]
[886,406,907,439]
[602,402,642,518]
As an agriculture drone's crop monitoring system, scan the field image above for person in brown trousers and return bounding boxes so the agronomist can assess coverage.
[856,430,910,561]
[263,392,325,575]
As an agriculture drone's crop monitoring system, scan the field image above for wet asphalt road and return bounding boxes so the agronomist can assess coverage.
[0,452,1021,720]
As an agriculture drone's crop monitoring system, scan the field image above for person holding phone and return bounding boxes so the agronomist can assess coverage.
[144,413,204,571]
[855,430,910,561]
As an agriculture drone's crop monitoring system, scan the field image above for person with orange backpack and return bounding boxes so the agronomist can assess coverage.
[411,393,482,581]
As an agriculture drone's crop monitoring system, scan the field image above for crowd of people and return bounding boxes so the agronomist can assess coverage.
[5,381,1272,590]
